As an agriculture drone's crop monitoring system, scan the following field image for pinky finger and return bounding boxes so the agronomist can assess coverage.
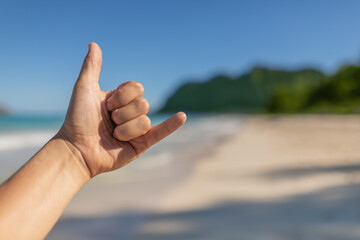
[129,112,187,155]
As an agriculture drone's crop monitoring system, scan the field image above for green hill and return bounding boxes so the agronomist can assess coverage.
[159,67,325,113]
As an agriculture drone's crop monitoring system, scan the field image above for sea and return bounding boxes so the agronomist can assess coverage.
[0,113,243,184]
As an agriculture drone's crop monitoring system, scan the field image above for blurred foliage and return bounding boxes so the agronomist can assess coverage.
[159,65,360,114]
[300,65,360,113]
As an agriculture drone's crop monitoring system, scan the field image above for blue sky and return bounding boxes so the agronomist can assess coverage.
[1,0,360,114]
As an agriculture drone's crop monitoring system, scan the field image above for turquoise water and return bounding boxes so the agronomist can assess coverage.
[0,112,219,152]
[0,113,212,133]
[0,114,185,134]
[0,115,64,133]
[0,113,216,152]
[0,114,173,152]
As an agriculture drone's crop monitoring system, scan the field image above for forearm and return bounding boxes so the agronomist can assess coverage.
[0,136,90,240]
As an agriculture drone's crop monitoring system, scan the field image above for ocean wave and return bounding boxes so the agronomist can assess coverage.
[0,130,57,152]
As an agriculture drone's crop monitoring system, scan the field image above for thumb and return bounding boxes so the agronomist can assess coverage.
[76,42,102,86]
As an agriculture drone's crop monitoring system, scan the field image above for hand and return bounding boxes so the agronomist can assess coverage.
[0,42,186,240]
[58,43,186,178]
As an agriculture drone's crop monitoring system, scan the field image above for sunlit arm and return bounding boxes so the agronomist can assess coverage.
[0,137,89,240]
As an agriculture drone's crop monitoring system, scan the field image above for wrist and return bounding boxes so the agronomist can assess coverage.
[49,134,92,184]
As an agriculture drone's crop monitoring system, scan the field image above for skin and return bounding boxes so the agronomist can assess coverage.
[0,42,186,240]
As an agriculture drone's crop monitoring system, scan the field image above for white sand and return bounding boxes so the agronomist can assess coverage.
[134,115,360,240]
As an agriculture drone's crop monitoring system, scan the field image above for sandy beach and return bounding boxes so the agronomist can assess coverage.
[45,115,360,240]
[134,115,360,240]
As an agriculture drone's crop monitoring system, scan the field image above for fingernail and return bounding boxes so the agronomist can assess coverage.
[106,102,113,111]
